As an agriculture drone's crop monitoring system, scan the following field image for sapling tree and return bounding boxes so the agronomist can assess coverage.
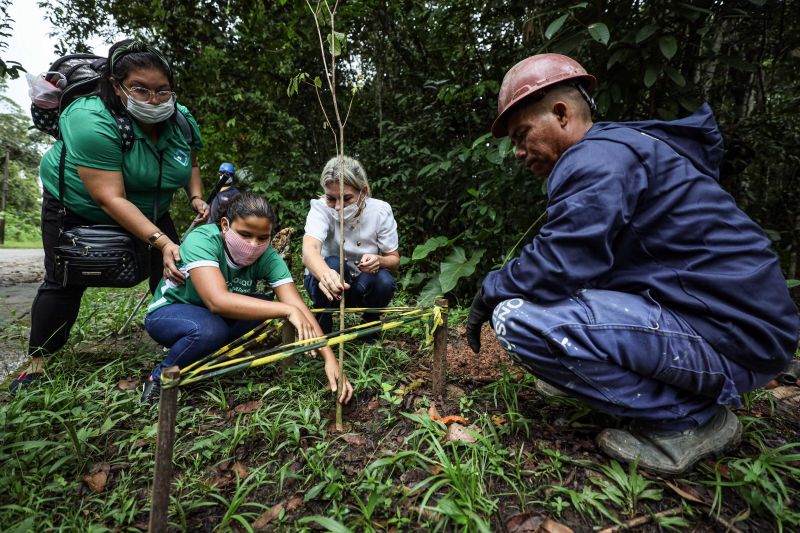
[289,0,358,431]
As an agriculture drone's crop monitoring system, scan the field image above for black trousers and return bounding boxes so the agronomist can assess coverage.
[27,190,179,358]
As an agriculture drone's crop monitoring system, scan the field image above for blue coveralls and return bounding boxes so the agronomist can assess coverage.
[482,104,799,430]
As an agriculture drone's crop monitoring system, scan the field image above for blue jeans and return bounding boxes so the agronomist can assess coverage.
[491,289,774,430]
[145,302,266,380]
[304,255,396,333]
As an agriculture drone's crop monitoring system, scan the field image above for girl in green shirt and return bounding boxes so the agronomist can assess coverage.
[142,192,353,404]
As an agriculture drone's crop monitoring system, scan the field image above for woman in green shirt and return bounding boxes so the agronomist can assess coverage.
[142,192,353,404]
[12,39,207,393]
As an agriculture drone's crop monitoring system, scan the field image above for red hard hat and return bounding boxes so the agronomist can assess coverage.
[491,54,596,138]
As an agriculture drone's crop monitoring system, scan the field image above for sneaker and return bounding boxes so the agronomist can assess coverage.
[9,372,44,395]
[535,379,567,398]
[140,379,161,404]
[596,407,742,476]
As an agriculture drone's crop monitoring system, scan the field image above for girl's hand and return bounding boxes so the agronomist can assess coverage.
[191,197,210,223]
[161,241,186,284]
[357,254,380,274]
[324,356,353,404]
[287,307,320,355]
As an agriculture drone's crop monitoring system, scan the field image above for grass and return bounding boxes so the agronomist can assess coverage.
[1,285,799,531]
[0,240,42,249]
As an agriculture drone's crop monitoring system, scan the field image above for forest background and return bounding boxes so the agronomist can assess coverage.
[1,0,798,303]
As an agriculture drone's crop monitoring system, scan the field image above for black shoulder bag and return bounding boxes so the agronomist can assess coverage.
[52,130,160,288]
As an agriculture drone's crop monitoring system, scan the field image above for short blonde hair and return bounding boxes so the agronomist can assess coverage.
[320,155,370,196]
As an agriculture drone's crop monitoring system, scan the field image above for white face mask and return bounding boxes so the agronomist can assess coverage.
[126,95,176,124]
[329,192,364,221]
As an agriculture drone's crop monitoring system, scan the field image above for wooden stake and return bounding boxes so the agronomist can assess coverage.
[431,298,449,398]
[149,366,180,533]
[278,320,297,373]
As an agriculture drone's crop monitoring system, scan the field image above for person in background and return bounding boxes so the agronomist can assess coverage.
[208,162,241,224]
[11,38,207,393]
[142,191,353,404]
[466,53,799,475]
[302,155,399,336]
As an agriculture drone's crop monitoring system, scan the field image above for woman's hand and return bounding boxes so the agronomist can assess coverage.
[191,197,210,224]
[357,254,381,274]
[161,241,186,284]
[318,268,350,301]
[324,356,354,404]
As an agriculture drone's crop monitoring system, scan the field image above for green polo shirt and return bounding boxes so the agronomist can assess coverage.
[147,224,294,313]
[40,96,203,223]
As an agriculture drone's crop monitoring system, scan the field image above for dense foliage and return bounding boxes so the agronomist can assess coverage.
[0,81,46,243]
[4,0,799,297]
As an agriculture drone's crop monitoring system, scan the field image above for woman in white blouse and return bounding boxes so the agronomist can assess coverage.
[302,155,400,334]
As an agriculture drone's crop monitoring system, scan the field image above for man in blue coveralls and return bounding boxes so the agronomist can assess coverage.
[466,53,799,475]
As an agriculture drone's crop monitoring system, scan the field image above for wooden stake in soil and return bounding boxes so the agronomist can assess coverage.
[431,298,449,398]
[278,320,297,373]
[149,366,180,533]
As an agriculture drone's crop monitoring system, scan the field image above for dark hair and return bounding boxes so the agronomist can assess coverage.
[219,191,276,230]
[98,39,174,114]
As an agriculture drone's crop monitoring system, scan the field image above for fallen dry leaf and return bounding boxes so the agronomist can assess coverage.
[491,415,507,426]
[427,403,441,419]
[286,495,303,511]
[82,462,111,493]
[115,378,139,391]
[662,479,706,504]
[252,502,284,530]
[446,423,477,443]
[341,433,367,446]
[231,462,250,479]
[506,511,574,533]
[233,400,262,414]
[431,414,469,425]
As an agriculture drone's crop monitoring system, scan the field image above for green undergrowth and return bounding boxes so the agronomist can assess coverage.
[1,286,799,531]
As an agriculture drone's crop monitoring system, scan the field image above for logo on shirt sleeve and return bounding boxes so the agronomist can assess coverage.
[173,149,190,167]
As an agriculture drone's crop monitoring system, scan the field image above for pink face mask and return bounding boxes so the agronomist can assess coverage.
[223,227,269,266]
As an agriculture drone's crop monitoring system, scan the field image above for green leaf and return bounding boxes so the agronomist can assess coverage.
[498,137,512,159]
[665,66,686,87]
[304,481,327,502]
[587,23,610,45]
[545,14,569,40]
[787,279,800,288]
[471,132,492,149]
[439,247,485,294]
[644,64,660,88]
[635,24,659,43]
[297,516,353,533]
[607,48,626,69]
[418,276,443,305]
[411,236,449,261]
[659,35,678,59]
[327,31,346,57]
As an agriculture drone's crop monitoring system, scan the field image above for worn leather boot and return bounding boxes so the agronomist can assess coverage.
[596,407,742,476]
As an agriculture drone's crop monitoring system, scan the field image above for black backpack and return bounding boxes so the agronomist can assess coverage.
[30,53,193,152]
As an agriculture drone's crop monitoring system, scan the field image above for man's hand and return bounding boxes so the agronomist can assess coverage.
[466,287,493,353]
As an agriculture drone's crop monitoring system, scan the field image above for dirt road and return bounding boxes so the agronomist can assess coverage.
[0,248,44,382]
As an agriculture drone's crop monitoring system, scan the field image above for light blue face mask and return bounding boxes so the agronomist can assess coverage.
[125,94,175,124]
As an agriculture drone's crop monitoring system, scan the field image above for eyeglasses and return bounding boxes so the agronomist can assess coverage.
[120,82,175,103]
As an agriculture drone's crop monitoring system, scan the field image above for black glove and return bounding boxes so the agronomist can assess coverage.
[466,287,493,354]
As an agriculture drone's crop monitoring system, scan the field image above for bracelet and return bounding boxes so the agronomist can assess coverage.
[189,195,202,203]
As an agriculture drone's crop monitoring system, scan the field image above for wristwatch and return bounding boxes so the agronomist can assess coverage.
[147,231,165,246]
